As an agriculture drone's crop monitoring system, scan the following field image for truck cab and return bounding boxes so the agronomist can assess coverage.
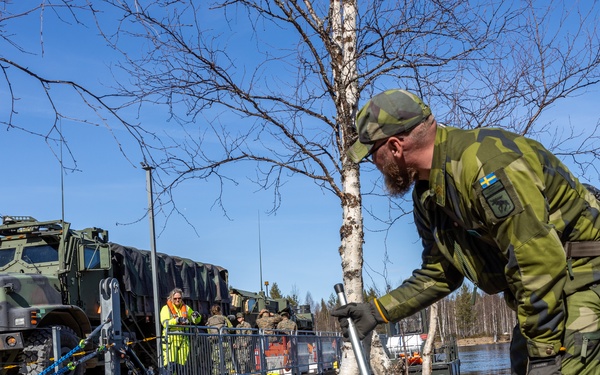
[0,216,111,374]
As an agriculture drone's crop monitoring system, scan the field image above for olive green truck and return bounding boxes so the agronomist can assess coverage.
[0,216,230,374]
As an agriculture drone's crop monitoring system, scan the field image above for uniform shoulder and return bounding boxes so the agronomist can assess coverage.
[207,314,225,324]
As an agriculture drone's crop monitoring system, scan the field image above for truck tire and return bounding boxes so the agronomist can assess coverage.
[20,326,85,375]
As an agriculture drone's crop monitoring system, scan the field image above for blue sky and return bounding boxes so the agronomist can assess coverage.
[1,2,599,307]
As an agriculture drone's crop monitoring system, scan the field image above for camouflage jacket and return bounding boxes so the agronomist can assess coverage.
[206,314,232,334]
[236,320,252,333]
[377,125,600,358]
[277,318,298,331]
[256,314,282,331]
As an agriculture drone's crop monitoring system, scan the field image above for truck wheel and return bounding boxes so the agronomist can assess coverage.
[20,326,85,375]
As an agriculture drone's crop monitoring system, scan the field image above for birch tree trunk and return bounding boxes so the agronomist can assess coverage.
[332,0,391,370]
[421,303,439,375]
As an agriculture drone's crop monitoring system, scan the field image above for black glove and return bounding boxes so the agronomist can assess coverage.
[176,317,189,325]
[527,355,562,375]
[330,301,386,340]
[191,311,201,321]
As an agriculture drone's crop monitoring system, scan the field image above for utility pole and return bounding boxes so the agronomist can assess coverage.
[142,163,163,371]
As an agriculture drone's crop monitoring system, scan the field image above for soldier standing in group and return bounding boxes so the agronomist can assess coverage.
[276,311,298,332]
[236,312,252,331]
[206,304,233,332]
[206,304,233,375]
[276,311,299,369]
[331,89,600,375]
[234,312,253,373]
[159,288,201,374]
[256,309,283,342]
[256,309,283,331]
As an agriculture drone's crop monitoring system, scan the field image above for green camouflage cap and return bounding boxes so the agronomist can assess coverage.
[348,89,431,162]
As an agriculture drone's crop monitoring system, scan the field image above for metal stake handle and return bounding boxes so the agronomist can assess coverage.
[334,283,371,375]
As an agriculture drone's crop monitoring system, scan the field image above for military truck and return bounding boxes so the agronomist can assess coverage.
[229,288,315,331]
[0,216,230,374]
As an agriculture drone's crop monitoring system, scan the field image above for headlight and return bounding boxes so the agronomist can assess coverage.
[6,336,17,347]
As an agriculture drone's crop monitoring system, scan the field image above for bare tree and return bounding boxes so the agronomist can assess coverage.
[3,0,600,373]
[315,295,341,332]
[304,290,316,312]
[287,283,301,306]
[0,2,155,170]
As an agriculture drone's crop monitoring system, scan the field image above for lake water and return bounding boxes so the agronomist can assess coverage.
[459,342,511,375]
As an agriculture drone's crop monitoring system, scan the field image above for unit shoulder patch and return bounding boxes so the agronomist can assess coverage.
[473,169,523,223]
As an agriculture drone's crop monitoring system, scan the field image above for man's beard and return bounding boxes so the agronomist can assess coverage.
[382,160,418,197]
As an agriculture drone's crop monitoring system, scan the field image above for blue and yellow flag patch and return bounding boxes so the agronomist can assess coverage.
[474,169,523,223]
[479,173,498,189]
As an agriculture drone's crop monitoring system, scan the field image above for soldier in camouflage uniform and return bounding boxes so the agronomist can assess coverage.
[234,312,253,373]
[235,312,252,331]
[256,309,283,331]
[277,311,298,332]
[331,89,600,375]
[257,309,283,343]
[206,304,233,375]
[276,311,298,368]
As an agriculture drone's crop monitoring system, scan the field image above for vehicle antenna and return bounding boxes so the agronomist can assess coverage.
[258,210,264,293]
[60,118,65,224]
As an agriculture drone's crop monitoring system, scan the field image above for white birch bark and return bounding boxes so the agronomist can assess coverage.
[332,0,391,371]
[421,303,439,375]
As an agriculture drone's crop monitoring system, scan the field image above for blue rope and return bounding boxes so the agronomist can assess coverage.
[37,340,84,375]
[54,346,108,375]
[38,319,110,375]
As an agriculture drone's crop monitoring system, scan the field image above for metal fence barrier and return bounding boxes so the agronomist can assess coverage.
[163,325,342,375]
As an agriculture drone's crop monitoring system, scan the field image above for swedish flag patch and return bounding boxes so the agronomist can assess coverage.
[479,173,498,189]
[474,169,523,223]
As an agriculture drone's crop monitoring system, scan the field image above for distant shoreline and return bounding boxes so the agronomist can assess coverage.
[457,336,511,347]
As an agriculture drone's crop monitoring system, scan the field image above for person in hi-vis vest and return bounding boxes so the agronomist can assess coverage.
[160,288,201,373]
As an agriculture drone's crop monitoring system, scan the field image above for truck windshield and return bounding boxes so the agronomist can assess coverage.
[84,245,101,269]
[0,248,16,267]
[247,298,257,313]
[22,244,59,263]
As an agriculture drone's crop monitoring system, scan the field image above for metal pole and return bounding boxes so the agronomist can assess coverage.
[142,163,163,370]
[52,326,61,374]
[334,283,371,375]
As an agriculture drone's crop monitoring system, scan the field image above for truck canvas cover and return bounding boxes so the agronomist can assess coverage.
[111,243,230,315]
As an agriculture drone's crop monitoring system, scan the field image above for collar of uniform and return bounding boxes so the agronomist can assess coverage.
[428,125,449,207]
